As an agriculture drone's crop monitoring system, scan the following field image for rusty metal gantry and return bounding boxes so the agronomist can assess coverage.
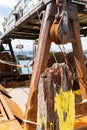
[0,0,87,130]
[23,1,87,130]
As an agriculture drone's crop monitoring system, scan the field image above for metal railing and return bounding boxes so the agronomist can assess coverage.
[2,0,40,33]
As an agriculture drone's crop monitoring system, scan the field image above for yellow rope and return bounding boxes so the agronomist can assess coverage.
[74,89,81,95]
[37,63,75,130]
[54,88,75,130]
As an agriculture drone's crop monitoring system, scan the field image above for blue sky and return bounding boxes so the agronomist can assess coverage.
[0,6,11,16]
[0,0,18,32]
[0,0,34,51]
[0,0,87,52]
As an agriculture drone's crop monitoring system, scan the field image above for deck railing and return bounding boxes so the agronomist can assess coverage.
[2,0,40,33]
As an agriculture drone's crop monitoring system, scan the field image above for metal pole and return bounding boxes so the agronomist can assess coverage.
[24,1,57,130]
[72,19,87,100]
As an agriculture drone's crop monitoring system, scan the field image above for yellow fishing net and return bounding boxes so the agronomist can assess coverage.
[37,63,75,130]
[54,88,75,130]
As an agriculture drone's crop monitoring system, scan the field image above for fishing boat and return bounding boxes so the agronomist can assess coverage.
[0,0,87,130]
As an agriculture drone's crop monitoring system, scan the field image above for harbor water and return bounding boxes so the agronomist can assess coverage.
[19,53,87,74]
[19,60,33,74]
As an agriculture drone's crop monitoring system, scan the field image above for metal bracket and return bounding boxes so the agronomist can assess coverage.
[66,3,78,20]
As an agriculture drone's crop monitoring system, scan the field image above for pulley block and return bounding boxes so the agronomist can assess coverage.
[50,11,72,44]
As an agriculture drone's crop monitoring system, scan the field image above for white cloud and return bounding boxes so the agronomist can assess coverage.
[0,0,18,8]
[50,37,87,53]
[50,42,72,52]
[0,0,18,33]
[81,37,87,51]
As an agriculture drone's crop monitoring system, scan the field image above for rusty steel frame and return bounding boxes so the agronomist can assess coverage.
[2,39,16,63]
[23,1,87,130]
[24,2,57,130]
[72,19,87,100]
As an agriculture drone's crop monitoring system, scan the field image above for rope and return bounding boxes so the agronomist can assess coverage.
[51,51,58,63]
[62,44,68,64]
[0,59,30,68]
[23,119,39,126]
[58,44,68,64]
[54,64,75,130]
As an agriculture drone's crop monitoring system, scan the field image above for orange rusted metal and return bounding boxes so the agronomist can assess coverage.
[0,0,87,130]
[72,19,87,100]
[50,1,87,100]
[24,1,87,130]
[0,39,18,80]
[24,2,57,130]
[75,116,87,130]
